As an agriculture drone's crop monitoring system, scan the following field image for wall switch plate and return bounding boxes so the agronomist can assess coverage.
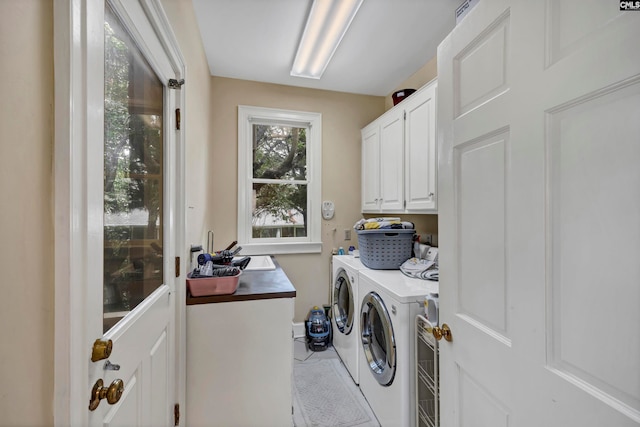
[344,229,351,240]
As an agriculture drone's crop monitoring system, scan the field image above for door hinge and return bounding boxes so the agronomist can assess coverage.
[175,256,180,278]
[168,78,185,89]
[176,108,181,130]
[403,111,406,120]
[174,403,180,425]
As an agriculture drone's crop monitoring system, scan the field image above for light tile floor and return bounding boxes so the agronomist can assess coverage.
[292,337,380,427]
[294,337,340,363]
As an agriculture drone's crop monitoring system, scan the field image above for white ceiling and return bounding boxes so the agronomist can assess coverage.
[191,0,460,96]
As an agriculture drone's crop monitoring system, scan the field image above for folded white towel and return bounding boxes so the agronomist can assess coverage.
[400,258,438,281]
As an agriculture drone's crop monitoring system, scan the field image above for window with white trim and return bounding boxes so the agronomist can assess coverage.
[237,106,322,254]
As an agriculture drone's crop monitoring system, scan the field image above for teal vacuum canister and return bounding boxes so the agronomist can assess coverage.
[305,306,331,351]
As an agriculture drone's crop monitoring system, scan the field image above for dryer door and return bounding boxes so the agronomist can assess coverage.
[361,291,396,386]
[333,269,354,335]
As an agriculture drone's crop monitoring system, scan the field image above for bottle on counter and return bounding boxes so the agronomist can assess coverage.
[337,247,345,255]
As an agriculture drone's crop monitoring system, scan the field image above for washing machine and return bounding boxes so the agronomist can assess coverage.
[358,269,439,427]
[331,255,367,384]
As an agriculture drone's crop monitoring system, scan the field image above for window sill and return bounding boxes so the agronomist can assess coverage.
[238,242,322,255]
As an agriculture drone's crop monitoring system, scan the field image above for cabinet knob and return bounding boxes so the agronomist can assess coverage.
[428,192,435,199]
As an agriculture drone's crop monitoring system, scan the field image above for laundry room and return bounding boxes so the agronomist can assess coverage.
[5,1,639,427]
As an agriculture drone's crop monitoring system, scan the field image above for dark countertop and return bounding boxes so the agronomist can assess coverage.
[186,257,296,305]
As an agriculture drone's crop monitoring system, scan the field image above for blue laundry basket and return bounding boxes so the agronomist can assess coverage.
[356,229,414,270]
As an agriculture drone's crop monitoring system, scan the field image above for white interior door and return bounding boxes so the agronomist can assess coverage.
[90,2,183,425]
[54,1,185,425]
[437,1,640,426]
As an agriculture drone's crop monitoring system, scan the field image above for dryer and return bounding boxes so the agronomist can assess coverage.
[358,269,438,427]
[331,255,367,384]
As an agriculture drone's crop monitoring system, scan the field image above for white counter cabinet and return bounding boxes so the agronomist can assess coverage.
[186,296,295,427]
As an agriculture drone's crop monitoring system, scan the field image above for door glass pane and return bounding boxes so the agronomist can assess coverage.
[103,4,164,332]
[334,274,351,333]
[370,306,388,371]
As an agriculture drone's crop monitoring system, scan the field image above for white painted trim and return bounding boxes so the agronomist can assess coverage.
[54,1,96,424]
[240,242,323,255]
[237,105,323,254]
[134,2,188,422]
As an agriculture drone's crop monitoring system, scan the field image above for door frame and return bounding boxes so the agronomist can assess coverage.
[53,1,186,425]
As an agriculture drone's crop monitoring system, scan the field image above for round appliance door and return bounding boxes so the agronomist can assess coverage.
[332,269,354,335]
[360,291,396,386]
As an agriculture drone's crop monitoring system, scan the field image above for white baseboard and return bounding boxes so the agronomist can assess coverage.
[292,322,306,338]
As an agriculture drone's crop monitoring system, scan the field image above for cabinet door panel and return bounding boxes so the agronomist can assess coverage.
[361,124,381,212]
[186,298,294,426]
[405,82,437,212]
[379,110,404,211]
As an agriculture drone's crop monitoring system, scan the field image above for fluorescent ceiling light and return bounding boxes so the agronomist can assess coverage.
[291,0,363,79]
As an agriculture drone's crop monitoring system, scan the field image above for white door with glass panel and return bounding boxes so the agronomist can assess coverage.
[55,1,184,425]
[437,1,640,426]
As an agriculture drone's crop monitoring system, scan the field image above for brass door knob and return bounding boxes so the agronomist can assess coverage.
[432,323,453,342]
[89,378,124,411]
[91,339,113,362]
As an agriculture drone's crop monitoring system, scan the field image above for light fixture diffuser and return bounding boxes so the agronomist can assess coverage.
[291,0,363,79]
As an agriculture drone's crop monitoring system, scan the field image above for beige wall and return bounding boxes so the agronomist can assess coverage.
[385,55,438,111]
[209,77,384,321]
[160,0,215,249]
[0,1,54,425]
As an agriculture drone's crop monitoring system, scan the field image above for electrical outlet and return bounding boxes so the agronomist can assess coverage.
[344,229,351,240]
[422,234,433,245]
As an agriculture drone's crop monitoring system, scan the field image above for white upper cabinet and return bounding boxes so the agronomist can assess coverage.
[361,79,438,213]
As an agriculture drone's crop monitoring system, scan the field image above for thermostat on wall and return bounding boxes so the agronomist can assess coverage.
[322,201,335,220]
